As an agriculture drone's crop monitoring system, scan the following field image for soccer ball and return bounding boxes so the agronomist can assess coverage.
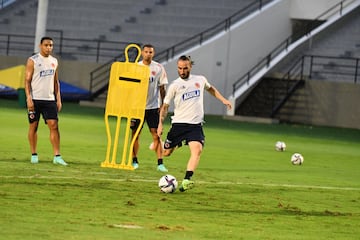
[158,175,178,193]
[275,141,286,151]
[291,153,304,165]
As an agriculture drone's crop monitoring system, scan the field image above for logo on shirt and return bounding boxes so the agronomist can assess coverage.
[182,90,200,101]
[40,69,55,77]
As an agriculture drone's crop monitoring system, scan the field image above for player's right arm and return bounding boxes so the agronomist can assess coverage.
[25,58,34,111]
[158,81,175,136]
[159,85,166,106]
[157,103,169,137]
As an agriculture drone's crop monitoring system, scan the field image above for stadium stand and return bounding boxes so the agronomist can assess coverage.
[271,4,360,84]
[0,0,256,60]
[304,5,360,59]
[234,2,360,129]
[1,0,359,129]
[0,0,262,103]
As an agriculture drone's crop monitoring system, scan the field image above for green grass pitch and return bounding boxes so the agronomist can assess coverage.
[0,99,359,240]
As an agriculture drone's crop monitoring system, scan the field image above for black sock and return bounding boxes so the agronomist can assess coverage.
[157,158,163,165]
[132,157,138,163]
[184,171,193,180]
[55,154,60,157]
[32,153,37,156]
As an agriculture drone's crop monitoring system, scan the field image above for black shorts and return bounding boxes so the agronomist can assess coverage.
[130,108,159,130]
[28,100,58,124]
[163,123,205,149]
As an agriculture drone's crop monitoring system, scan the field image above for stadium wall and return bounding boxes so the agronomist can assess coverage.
[290,0,344,19]
[163,0,292,115]
[1,0,356,129]
[0,55,101,90]
[279,81,360,130]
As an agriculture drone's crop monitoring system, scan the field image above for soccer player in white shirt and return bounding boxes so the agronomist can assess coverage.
[158,55,232,191]
[25,37,67,166]
[130,44,168,172]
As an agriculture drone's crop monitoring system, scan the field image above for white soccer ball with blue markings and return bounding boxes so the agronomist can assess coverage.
[275,141,286,151]
[291,153,304,165]
[158,175,178,193]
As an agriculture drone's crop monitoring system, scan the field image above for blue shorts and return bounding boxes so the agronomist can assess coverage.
[131,108,159,130]
[164,123,205,149]
[28,100,58,124]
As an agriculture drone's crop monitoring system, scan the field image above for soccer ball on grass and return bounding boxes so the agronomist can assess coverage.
[275,141,286,151]
[291,153,304,165]
[158,175,178,193]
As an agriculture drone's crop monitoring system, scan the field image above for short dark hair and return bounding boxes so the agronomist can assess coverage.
[178,55,194,65]
[142,44,154,49]
[40,37,53,44]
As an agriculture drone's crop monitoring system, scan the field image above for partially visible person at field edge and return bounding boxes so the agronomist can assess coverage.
[157,55,232,192]
[130,44,168,172]
[25,36,67,166]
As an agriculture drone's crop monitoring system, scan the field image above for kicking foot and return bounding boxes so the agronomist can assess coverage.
[179,179,194,192]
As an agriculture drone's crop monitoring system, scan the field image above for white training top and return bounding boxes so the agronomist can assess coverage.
[139,60,168,109]
[30,53,58,101]
[164,74,211,124]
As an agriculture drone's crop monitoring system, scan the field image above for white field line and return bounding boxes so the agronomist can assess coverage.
[1,174,359,191]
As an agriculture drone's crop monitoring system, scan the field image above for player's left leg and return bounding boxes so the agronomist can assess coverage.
[47,119,67,166]
[43,101,67,166]
[179,141,202,192]
[186,141,203,171]
[179,124,204,192]
[47,119,60,155]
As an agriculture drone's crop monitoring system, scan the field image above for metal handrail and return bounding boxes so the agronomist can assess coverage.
[154,0,271,63]
[88,0,273,98]
[0,0,16,9]
[0,32,136,62]
[269,54,359,117]
[232,0,353,96]
[0,0,273,97]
